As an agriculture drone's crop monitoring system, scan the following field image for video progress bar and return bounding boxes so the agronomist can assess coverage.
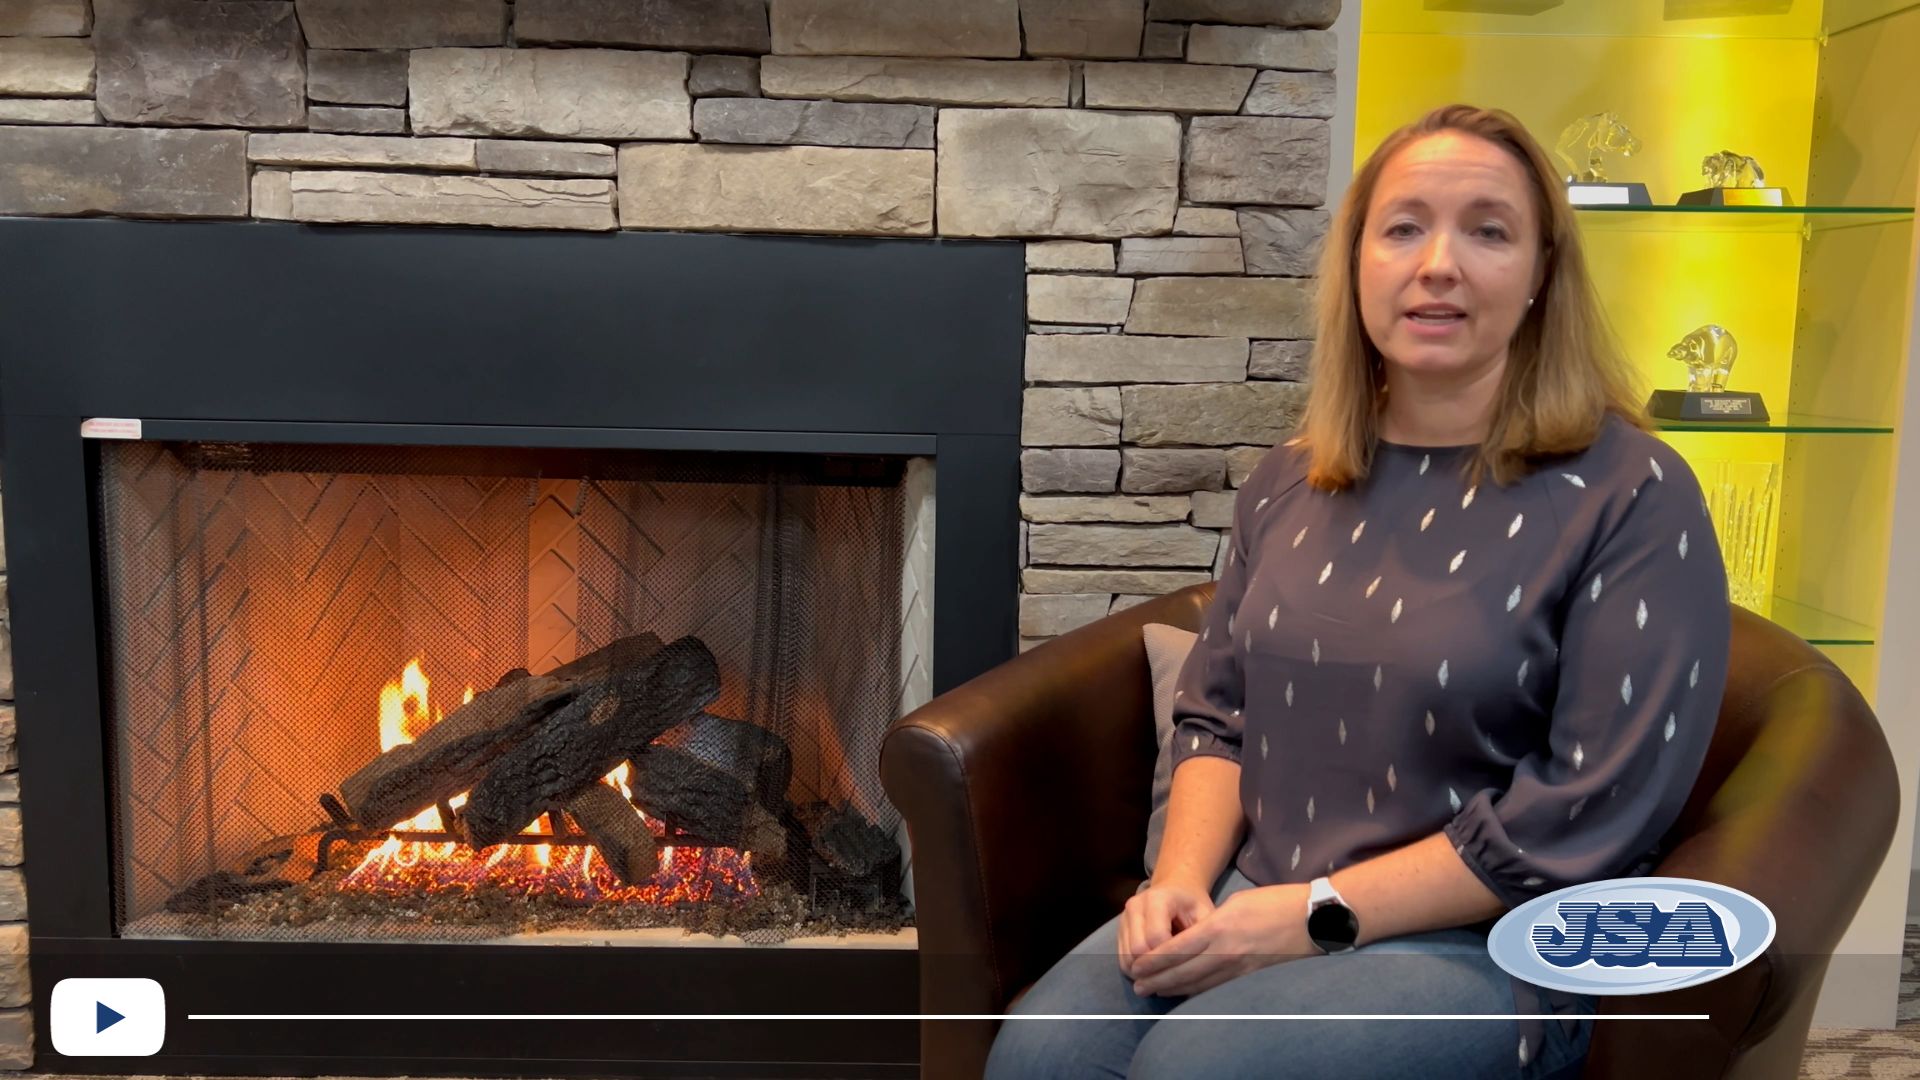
[191,1006,1712,1014]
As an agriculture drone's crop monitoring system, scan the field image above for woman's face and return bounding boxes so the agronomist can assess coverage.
[1356,131,1544,382]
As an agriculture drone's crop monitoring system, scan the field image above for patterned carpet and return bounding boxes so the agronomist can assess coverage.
[1800,919,1920,1078]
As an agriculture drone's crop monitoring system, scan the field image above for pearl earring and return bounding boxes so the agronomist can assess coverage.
[1527,297,1535,307]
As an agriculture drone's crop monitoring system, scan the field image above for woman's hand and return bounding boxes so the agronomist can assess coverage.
[1117,880,1216,980]
[1127,882,1316,998]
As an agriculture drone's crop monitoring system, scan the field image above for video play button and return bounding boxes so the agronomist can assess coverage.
[51,978,165,1056]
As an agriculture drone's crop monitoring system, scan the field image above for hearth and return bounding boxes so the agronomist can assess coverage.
[0,219,1022,1076]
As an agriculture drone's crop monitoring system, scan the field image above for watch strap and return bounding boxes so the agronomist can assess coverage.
[1307,874,1341,907]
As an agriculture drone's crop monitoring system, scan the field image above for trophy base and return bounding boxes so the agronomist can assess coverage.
[1566,181,1652,206]
[1677,187,1790,207]
[1647,389,1771,422]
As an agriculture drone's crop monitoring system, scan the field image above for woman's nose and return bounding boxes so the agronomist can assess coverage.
[1418,232,1459,281]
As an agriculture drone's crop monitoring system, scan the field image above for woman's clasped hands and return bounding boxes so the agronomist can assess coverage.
[1116,879,1320,999]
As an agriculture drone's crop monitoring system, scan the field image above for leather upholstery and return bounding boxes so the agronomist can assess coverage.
[880,583,1899,1080]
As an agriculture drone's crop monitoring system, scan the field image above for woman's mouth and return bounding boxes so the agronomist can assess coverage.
[1404,306,1467,336]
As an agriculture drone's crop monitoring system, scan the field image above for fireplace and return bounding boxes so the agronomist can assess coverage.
[0,218,1022,1076]
[105,441,926,943]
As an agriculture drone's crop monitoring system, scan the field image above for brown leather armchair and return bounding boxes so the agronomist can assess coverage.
[881,583,1900,1080]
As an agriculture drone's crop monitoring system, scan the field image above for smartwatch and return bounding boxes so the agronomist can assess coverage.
[1306,875,1360,954]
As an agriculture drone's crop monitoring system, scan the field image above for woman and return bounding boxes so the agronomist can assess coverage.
[984,104,1732,1079]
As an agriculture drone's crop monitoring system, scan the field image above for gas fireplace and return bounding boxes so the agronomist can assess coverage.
[0,219,1022,1077]
[108,443,923,945]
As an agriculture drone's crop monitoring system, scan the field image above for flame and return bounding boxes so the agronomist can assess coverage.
[341,659,759,905]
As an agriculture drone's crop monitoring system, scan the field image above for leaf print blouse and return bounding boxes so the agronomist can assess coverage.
[1167,413,1732,1068]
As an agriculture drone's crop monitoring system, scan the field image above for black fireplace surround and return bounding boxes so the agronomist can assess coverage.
[0,219,1025,1077]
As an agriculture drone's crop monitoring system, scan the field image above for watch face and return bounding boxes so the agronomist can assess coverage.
[1308,902,1359,949]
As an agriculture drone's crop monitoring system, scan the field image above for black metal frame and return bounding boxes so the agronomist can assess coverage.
[0,219,1027,1076]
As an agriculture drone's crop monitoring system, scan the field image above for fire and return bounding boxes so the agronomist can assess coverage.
[341,659,758,905]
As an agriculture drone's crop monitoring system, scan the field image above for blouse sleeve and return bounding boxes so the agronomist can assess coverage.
[1443,443,1731,908]
[1166,471,1261,772]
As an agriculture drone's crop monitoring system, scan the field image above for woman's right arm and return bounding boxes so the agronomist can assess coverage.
[1152,756,1247,895]
[1119,454,1268,973]
[1118,756,1247,975]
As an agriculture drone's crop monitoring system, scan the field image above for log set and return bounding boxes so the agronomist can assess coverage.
[165,632,904,915]
[331,632,808,887]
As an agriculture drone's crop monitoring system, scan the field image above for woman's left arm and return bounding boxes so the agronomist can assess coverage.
[1432,443,1731,922]
[1332,445,1734,947]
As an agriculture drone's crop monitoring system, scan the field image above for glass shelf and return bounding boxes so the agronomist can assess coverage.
[1764,597,1877,646]
[1576,205,1915,233]
[1654,414,1896,435]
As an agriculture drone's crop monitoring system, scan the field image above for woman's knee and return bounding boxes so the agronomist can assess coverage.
[1128,1016,1518,1080]
[984,914,1158,1079]
[1127,1018,1325,1080]
[982,1014,1089,1080]
[986,1013,1149,1080]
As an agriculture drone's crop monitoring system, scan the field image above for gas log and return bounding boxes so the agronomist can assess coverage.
[791,799,906,915]
[628,711,793,857]
[564,782,659,886]
[335,634,664,830]
[457,636,722,848]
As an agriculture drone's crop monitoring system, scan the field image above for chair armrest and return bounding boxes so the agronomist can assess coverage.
[880,586,1212,1016]
[1585,664,1900,1080]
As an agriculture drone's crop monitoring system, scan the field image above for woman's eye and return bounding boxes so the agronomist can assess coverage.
[1477,224,1510,241]
[1385,222,1418,238]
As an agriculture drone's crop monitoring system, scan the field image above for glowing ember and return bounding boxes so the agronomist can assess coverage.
[341,659,758,904]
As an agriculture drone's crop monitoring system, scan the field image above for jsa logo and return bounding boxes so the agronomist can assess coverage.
[1487,878,1773,995]
[1530,900,1734,968]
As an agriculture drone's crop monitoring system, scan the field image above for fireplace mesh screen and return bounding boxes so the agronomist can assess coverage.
[96,442,917,942]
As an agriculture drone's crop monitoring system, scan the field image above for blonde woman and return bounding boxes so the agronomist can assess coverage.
[985,104,1730,1079]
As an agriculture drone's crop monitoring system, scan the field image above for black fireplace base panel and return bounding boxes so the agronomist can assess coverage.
[32,937,919,1076]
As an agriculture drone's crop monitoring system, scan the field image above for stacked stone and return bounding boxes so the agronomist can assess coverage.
[0,0,93,127]
[1008,2,1335,647]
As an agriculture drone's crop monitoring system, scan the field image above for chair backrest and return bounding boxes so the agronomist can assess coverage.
[1664,605,1884,845]
[1581,604,1898,1079]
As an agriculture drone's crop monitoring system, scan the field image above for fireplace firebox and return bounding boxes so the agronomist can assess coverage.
[0,219,1023,1077]
[105,440,926,944]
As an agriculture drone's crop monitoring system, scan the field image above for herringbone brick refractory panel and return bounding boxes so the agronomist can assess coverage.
[93,441,932,944]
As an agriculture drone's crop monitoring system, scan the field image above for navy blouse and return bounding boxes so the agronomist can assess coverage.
[1168,413,1732,1070]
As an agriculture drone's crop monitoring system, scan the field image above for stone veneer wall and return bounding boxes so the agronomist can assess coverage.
[0,0,1340,1064]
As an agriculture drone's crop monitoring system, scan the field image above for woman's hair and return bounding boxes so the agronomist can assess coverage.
[1289,103,1649,491]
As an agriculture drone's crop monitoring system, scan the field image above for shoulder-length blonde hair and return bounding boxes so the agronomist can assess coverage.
[1290,103,1648,491]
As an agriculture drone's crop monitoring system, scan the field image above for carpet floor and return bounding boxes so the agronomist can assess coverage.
[1799,918,1920,1077]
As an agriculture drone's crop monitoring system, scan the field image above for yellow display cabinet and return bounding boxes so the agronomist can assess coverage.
[1356,0,1920,1030]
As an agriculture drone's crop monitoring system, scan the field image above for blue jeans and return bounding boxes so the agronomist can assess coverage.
[984,869,1594,1080]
